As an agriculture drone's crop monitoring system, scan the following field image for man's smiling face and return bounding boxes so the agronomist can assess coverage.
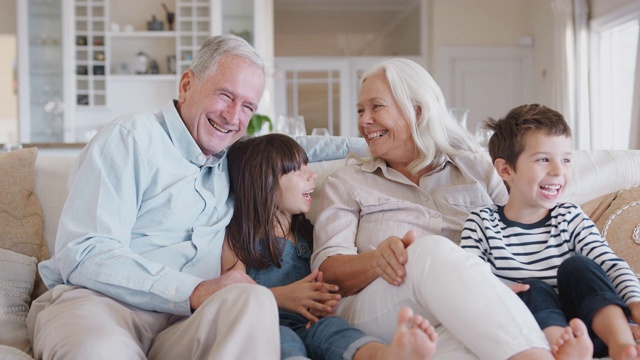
[177,54,264,157]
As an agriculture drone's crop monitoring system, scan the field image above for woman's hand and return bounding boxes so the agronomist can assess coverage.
[371,230,416,286]
[271,269,342,324]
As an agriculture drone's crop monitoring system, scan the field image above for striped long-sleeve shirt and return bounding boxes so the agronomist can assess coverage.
[460,202,640,304]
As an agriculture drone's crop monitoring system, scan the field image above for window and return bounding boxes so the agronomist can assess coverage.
[590,4,639,149]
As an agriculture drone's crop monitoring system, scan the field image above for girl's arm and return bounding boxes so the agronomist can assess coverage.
[221,238,247,274]
[222,238,339,323]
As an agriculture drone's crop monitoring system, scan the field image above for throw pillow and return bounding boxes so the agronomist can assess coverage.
[593,186,640,275]
[0,248,37,356]
[0,148,48,299]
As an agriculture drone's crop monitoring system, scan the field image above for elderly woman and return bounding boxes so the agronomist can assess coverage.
[310,58,592,359]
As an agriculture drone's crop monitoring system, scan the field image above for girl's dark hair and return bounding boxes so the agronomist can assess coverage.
[226,133,312,269]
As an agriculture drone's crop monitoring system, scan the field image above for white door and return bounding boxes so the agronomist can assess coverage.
[274,56,424,137]
[437,46,534,136]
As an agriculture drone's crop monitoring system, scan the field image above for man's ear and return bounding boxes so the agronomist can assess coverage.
[177,70,194,104]
[494,158,513,182]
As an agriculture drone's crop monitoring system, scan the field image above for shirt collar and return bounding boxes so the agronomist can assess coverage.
[161,100,226,168]
[358,154,453,178]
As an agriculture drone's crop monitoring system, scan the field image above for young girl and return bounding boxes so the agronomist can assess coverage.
[222,133,437,360]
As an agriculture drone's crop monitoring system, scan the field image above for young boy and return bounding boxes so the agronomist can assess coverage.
[460,104,640,360]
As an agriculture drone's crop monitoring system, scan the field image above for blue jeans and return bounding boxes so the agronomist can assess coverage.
[279,310,377,360]
[517,255,630,358]
[248,233,380,360]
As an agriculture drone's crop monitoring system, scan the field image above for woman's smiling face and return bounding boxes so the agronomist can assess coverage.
[357,71,417,166]
[177,55,264,158]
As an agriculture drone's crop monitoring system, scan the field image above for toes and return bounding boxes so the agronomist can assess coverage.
[568,318,588,337]
[397,306,414,329]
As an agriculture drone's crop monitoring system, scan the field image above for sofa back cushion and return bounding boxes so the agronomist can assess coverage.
[0,148,48,299]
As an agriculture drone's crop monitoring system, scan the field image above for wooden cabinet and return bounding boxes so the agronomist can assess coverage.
[18,0,273,143]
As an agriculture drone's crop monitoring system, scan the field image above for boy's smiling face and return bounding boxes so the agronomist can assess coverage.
[497,131,573,223]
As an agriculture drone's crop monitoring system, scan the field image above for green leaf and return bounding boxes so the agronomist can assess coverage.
[247,114,272,136]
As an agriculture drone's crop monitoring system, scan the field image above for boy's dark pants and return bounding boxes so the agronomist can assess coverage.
[517,255,631,357]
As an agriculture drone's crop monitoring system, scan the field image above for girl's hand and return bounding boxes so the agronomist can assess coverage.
[305,270,340,329]
[371,230,416,286]
[271,269,341,323]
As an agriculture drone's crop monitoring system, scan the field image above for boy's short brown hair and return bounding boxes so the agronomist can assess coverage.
[484,104,571,170]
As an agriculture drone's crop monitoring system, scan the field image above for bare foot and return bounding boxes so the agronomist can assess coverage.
[608,342,640,360]
[551,318,593,360]
[378,306,437,360]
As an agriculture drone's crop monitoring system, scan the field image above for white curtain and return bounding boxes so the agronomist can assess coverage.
[550,0,590,149]
[631,30,640,149]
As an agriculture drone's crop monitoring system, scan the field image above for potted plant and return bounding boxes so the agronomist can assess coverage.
[247,114,272,137]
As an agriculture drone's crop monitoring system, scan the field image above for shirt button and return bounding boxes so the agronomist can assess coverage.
[169,302,175,308]
[170,289,176,296]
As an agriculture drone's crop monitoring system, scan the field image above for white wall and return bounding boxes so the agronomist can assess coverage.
[6,0,636,143]
[590,0,638,17]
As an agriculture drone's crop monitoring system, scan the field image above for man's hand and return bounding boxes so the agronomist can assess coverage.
[189,270,256,311]
[371,230,416,286]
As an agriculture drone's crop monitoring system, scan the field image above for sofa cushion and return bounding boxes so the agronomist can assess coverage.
[0,248,37,356]
[0,345,33,360]
[583,186,640,275]
[0,148,48,299]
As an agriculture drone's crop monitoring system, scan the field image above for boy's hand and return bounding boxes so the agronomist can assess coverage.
[508,283,530,294]
[629,301,640,330]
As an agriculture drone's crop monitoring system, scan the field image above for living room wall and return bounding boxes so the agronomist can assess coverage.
[0,0,636,144]
[0,0,17,144]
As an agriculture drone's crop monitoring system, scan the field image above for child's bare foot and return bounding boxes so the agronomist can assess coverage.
[551,318,593,360]
[380,306,437,359]
[608,342,640,360]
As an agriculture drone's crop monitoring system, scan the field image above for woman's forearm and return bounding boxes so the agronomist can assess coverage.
[319,253,378,297]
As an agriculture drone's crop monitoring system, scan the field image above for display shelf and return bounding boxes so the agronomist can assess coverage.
[176,0,211,75]
[20,0,272,143]
[108,31,176,38]
[110,74,177,81]
[73,0,108,108]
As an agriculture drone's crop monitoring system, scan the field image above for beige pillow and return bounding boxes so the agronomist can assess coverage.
[0,248,37,356]
[589,186,640,275]
[0,148,48,299]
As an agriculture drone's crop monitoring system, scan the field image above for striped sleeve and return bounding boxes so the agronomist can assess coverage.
[460,206,493,262]
[566,203,640,304]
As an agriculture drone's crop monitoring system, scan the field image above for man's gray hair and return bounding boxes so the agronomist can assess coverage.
[188,34,265,82]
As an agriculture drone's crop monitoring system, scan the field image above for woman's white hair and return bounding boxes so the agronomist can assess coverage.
[359,58,480,174]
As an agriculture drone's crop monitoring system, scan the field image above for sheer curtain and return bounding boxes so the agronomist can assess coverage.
[550,0,590,149]
[631,32,640,149]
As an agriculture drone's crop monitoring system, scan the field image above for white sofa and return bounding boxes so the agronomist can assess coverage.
[3,136,640,359]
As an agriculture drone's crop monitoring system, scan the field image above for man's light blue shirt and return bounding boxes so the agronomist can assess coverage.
[38,101,232,316]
